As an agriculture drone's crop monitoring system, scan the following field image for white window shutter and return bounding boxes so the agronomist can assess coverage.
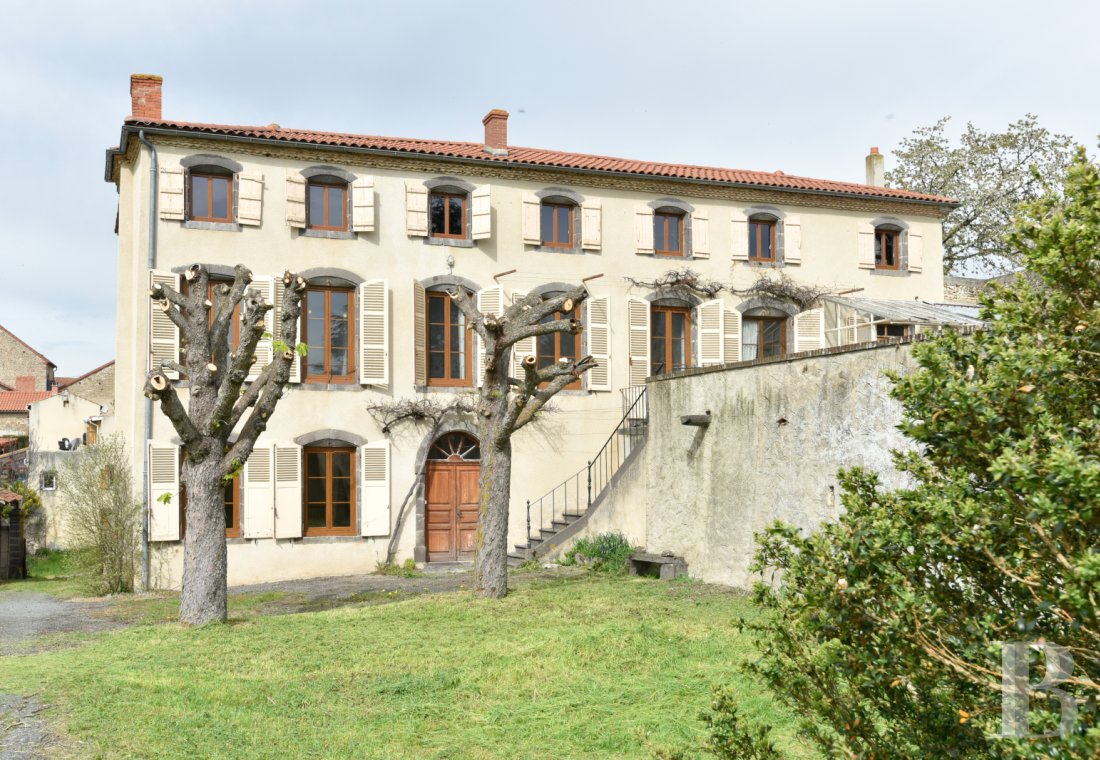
[521,192,541,245]
[286,172,306,228]
[159,165,184,221]
[586,295,611,391]
[731,209,749,261]
[274,443,302,539]
[351,176,375,233]
[784,214,802,264]
[413,280,427,386]
[359,279,389,385]
[794,308,825,353]
[237,172,264,226]
[635,205,654,254]
[858,222,875,269]
[274,276,301,383]
[361,441,391,537]
[691,209,710,259]
[149,270,180,379]
[581,199,602,250]
[406,181,428,236]
[147,442,180,541]
[472,184,492,240]
[627,298,651,386]
[723,310,742,363]
[908,231,924,272]
[511,291,535,379]
[476,286,504,386]
[246,276,274,382]
[697,300,724,366]
[243,444,275,539]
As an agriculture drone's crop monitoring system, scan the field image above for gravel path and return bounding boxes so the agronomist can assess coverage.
[0,593,122,656]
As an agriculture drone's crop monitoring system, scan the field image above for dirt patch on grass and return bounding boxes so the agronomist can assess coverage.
[0,693,78,759]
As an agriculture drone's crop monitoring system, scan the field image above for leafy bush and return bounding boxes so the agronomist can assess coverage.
[708,149,1100,757]
[564,532,634,574]
[58,434,141,595]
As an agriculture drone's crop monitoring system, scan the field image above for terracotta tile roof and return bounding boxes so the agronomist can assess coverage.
[122,118,957,206]
[0,489,22,504]
[0,324,56,368]
[0,390,56,412]
[58,360,115,389]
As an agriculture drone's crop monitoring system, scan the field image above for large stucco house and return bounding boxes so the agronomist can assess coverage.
[104,74,962,587]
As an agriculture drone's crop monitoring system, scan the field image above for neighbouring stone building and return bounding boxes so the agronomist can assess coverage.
[0,325,58,438]
[104,74,969,588]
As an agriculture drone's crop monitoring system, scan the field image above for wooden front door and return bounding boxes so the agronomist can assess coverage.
[425,433,481,562]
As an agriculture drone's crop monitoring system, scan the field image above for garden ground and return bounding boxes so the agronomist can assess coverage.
[0,555,815,759]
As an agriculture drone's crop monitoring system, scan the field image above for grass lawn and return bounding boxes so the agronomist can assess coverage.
[1,567,814,759]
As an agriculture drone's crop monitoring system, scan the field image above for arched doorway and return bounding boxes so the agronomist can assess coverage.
[425,432,481,562]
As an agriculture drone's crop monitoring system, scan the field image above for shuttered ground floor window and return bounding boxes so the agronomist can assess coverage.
[651,306,691,375]
[742,317,786,360]
[179,469,241,539]
[304,446,356,536]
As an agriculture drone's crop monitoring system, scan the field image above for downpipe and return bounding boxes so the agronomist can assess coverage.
[137,130,157,591]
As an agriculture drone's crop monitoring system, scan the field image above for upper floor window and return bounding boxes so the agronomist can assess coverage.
[303,286,355,383]
[189,168,233,223]
[307,176,348,232]
[541,203,574,248]
[427,290,472,387]
[535,302,581,390]
[180,278,240,364]
[654,210,685,256]
[875,225,901,270]
[743,316,787,360]
[304,445,356,536]
[430,191,466,239]
[651,305,691,375]
[748,214,777,262]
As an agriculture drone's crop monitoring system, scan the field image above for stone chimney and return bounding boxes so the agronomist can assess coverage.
[865,146,885,187]
[130,74,163,120]
[482,109,509,155]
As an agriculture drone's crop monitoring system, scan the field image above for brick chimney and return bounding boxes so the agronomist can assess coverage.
[482,109,509,155]
[865,146,885,187]
[130,74,163,120]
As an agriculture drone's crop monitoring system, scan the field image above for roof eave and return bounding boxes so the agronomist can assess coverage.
[106,124,960,209]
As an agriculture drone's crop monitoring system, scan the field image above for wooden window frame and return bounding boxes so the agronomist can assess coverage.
[180,280,241,366]
[306,180,349,232]
[179,452,241,539]
[429,191,467,240]
[875,227,901,270]
[653,212,685,257]
[303,446,357,537]
[303,286,356,384]
[426,291,473,387]
[189,171,234,223]
[743,316,788,359]
[534,304,583,390]
[748,216,777,262]
[650,305,692,375]
[540,203,574,248]
[876,323,910,341]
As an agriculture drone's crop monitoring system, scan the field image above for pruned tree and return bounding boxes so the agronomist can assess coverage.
[449,284,597,598]
[886,114,1077,275]
[144,264,304,625]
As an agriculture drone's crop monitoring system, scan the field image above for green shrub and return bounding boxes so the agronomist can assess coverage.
[375,558,421,578]
[564,532,634,574]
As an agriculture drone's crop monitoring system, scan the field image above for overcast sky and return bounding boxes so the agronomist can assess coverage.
[0,0,1097,375]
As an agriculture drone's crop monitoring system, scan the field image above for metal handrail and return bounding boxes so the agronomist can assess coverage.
[524,386,648,546]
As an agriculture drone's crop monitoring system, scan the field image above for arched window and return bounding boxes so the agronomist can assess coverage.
[188,165,233,223]
[874,224,902,270]
[307,174,349,232]
[540,196,576,248]
[653,206,686,256]
[748,213,778,262]
[428,432,481,461]
[742,309,788,360]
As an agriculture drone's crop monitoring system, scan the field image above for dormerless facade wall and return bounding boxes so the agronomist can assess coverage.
[111,131,946,587]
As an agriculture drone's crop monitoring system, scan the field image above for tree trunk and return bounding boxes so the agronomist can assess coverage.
[179,454,228,625]
[474,434,512,599]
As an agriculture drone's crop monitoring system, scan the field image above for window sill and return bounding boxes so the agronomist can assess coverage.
[870,268,910,277]
[424,237,476,248]
[415,384,476,394]
[294,382,367,392]
[531,244,585,255]
[300,228,357,240]
[637,252,696,260]
[183,220,241,232]
[743,260,785,268]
